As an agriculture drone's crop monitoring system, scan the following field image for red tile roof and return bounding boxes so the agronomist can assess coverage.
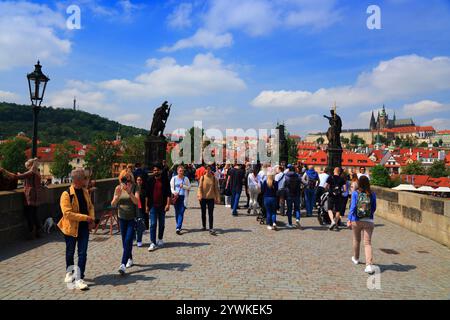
[400,175,450,188]
[382,126,435,133]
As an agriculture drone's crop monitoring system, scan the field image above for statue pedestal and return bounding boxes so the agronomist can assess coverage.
[327,147,343,171]
[144,135,167,169]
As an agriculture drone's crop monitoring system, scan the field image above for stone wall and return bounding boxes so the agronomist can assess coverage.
[0,178,117,245]
[372,186,450,247]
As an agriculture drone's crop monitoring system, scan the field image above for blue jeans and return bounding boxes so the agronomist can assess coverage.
[304,188,316,216]
[264,197,277,225]
[150,207,165,245]
[231,188,242,215]
[119,218,136,265]
[286,196,301,225]
[65,222,89,279]
[135,217,146,243]
[174,195,186,230]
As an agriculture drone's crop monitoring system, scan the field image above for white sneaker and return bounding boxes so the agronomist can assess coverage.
[148,243,157,251]
[272,223,277,231]
[351,256,360,265]
[225,204,231,208]
[287,224,294,229]
[126,259,133,268]
[364,265,375,274]
[137,242,142,247]
[267,226,273,230]
[118,264,126,275]
[74,279,89,290]
[296,219,300,224]
[64,272,74,283]
[157,239,164,247]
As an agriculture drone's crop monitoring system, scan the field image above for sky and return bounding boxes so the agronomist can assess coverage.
[0,0,450,138]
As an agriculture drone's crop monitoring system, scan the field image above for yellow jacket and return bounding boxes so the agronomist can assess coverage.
[58,185,95,237]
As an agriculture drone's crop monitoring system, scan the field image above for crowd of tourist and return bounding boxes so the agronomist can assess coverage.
[54,160,377,290]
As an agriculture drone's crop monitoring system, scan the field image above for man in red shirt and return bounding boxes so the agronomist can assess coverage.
[145,164,171,251]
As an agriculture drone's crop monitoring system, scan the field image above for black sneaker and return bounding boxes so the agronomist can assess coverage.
[176,229,181,235]
[202,227,206,231]
[209,229,217,236]
[329,222,336,230]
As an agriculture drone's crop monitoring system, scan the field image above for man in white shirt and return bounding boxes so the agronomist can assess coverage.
[316,168,329,207]
[357,167,370,180]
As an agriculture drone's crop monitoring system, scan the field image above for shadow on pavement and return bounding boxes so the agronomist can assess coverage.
[378,263,417,273]
[215,228,252,234]
[0,231,64,262]
[162,242,210,249]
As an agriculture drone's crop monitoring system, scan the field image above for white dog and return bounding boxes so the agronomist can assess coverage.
[43,217,55,234]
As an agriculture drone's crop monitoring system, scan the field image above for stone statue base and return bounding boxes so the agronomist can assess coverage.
[144,135,167,169]
[327,147,343,171]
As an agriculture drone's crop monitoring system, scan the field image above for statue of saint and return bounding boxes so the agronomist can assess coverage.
[150,101,171,137]
[323,105,342,148]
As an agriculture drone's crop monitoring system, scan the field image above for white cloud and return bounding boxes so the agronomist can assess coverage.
[160,29,233,52]
[251,55,450,108]
[163,0,341,51]
[100,53,246,99]
[167,3,193,29]
[48,81,117,112]
[0,1,71,70]
[423,118,450,130]
[0,90,20,103]
[285,114,320,127]
[402,100,449,117]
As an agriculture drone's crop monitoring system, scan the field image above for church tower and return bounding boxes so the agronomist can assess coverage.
[370,111,376,130]
[379,105,388,129]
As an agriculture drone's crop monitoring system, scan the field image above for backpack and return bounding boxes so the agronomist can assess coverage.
[306,173,318,189]
[356,192,371,218]
[286,174,300,195]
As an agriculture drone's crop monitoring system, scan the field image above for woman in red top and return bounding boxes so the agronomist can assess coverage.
[16,158,42,239]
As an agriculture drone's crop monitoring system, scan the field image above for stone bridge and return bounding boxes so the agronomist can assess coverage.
[0,180,449,300]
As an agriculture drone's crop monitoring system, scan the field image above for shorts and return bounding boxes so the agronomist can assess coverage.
[328,196,341,213]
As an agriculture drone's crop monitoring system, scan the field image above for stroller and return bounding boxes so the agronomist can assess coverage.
[317,192,332,225]
[256,193,266,225]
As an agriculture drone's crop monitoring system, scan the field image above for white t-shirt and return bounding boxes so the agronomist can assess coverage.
[318,173,329,188]
[357,173,370,180]
[275,172,286,189]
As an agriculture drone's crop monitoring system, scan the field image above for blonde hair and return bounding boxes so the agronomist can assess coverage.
[118,169,135,184]
[267,174,275,189]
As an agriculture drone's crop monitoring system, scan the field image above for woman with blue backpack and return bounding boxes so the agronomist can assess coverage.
[347,175,377,274]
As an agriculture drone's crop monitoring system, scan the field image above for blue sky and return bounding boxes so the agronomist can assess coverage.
[0,0,450,138]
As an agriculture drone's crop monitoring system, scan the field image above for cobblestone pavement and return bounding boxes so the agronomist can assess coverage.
[1,187,449,300]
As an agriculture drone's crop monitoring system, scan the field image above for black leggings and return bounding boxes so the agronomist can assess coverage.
[200,199,215,230]
[24,205,40,232]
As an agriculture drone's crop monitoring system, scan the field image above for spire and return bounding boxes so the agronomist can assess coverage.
[393,111,396,122]
[370,110,376,130]
[73,96,76,111]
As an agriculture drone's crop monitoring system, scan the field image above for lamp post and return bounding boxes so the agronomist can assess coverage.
[27,61,50,158]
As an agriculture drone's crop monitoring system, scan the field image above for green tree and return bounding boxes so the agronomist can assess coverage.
[350,134,366,146]
[427,160,449,178]
[50,141,75,180]
[287,136,298,165]
[371,165,393,187]
[0,138,28,173]
[340,136,349,145]
[85,137,119,179]
[122,135,146,164]
[432,141,439,148]
[402,161,426,175]
[418,141,428,148]
[316,137,325,145]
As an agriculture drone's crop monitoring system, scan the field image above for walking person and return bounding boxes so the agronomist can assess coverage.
[357,167,370,180]
[247,168,261,215]
[226,164,245,216]
[326,167,347,231]
[261,170,278,230]
[146,164,171,252]
[302,165,319,217]
[347,176,377,274]
[285,166,302,229]
[170,165,191,235]
[135,175,148,247]
[340,171,351,223]
[58,168,95,290]
[275,165,286,216]
[222,163,232,208]
[350,173,359,193]
[244,162,251,209]
[316,168,329,207]
[111,170,139,275]
[16,158,42,240]
[197,165,221,235]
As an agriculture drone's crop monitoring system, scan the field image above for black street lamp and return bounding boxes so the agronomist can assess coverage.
[27,61,50,158]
